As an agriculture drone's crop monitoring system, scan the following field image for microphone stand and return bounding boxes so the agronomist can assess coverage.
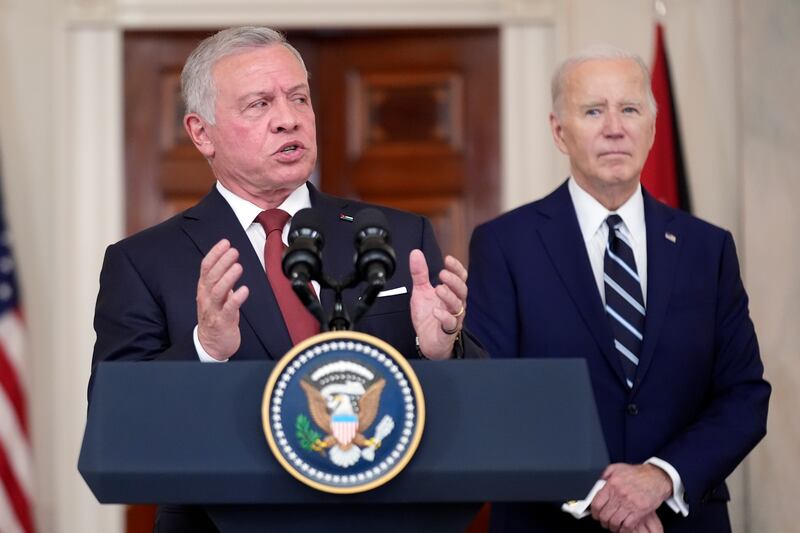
[291,271,385,332]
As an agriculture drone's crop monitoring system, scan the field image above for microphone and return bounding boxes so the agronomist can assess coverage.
[282,208,326,330]
[353,208,396,288]
[282,208,324,285]
[350,208,396,325]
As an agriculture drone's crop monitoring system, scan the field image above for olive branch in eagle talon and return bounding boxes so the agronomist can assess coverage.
[295,414,326,453]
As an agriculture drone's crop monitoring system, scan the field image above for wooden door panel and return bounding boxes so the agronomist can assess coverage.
[317,30,499,262]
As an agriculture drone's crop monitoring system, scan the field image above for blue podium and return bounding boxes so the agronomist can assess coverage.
[79,359,607,532]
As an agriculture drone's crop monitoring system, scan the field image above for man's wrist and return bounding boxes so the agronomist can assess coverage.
[643,462,673,500]
[415,332,462,359]
[194,325,229,363]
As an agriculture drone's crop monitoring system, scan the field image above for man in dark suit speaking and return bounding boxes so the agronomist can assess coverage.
[466,46,770,532]
[89,26,481,532]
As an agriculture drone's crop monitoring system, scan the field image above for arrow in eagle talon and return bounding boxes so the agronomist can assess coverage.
[361,415,395,462]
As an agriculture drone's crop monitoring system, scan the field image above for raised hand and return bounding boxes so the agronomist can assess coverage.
[196,239,250,360]
[409,249,468,360]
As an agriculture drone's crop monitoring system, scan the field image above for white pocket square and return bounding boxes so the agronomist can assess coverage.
[377,286,408,298]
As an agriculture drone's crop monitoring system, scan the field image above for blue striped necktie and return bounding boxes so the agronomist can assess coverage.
[603,214,645,389]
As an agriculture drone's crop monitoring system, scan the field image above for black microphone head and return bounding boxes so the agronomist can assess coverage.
[353,208,390,243]
[283,208,324,281]
[353,208,396,282]
[289,208,325,246]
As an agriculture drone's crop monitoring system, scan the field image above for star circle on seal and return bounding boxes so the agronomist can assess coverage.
[262,331,425,494]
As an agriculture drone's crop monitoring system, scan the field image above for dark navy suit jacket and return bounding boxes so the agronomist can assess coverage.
[89,183,483,532]
[466,182,770,532]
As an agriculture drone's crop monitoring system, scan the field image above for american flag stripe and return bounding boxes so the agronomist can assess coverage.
[0,312,26,378]
[0,155,35,533]
[0,479,26,533]
[0,442,33,533]
[0,386,33,496]
[0,343,28,435]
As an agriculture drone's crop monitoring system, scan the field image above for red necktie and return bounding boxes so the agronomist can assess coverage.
[256,209,320,345]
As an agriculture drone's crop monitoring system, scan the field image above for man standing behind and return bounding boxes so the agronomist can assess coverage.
[91,27,480,532]
[466,46,769,532]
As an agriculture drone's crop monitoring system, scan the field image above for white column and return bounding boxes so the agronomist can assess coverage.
[500,23,562,211]
[50,25,125,533]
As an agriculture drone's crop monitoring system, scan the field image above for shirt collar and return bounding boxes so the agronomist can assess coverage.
[568,177,646,245]
[215,181,312,231]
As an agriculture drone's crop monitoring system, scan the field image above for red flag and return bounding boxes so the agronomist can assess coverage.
[0,156,36,533]
[641,23,691,211]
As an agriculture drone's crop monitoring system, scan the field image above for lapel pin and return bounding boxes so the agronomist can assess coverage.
[664,232,677,243]
[338,213,354,223]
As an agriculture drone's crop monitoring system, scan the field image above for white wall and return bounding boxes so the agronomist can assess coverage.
[0,0,795,531]
[739,0,800,531]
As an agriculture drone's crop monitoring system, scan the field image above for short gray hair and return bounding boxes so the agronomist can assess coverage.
[181,26,308,124]
[551,44,657,118]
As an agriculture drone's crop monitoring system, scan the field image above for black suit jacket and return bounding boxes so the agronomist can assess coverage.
[90,183,483,532]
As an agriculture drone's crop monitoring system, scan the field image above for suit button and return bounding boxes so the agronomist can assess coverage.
[627,403,639,415]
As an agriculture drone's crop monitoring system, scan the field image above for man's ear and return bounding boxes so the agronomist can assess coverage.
[184,113,215,158]
[549,112,569,155]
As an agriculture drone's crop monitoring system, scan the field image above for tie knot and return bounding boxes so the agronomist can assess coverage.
[606,214,623,232]
[257,209,290,234]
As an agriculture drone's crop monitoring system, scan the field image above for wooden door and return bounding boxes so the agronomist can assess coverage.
[315,30,499,261]
[123,28,498,533]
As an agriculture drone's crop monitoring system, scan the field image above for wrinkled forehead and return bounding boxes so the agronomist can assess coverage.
[563,58,648,103]
[211,44,307,84]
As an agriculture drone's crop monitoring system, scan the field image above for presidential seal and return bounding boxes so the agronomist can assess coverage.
[262,331,425,494]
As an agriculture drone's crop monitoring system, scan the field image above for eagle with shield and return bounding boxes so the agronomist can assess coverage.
[298,360,395,467]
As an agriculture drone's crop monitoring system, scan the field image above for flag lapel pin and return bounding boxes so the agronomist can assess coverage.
[665,232,677,243]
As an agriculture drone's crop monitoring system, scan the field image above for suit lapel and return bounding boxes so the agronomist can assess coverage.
[633,192,680,394]
[537,183,628,388]
[180,187,292,360]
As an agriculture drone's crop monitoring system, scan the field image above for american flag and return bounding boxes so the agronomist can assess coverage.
[0,158,35,533]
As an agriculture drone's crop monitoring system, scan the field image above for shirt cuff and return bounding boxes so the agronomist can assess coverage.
[561,479,606,519]
[646,457,689,517]
[193,325,229,363]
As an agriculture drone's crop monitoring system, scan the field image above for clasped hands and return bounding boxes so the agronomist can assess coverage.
[196,240,468,361]
[590,463,673,533]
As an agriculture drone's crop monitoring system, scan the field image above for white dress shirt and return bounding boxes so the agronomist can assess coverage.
[193,181,313,363]
[566,177,689,517]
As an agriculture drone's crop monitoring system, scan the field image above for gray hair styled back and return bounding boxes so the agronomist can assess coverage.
[551,44,657,118]
[181,26,308,124]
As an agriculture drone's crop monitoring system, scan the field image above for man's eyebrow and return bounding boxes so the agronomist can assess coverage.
[580,101,608,109]
[239,90,272,102]
[286,83,310,93]
[237,84,310,104]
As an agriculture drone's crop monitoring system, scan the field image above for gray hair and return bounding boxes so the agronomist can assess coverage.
[551,44,657,118]
[181,26,308,124]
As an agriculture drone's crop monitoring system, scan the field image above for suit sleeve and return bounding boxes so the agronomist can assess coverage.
[465,223,519,359]
[655,232,770,504]
[88,242,197,400]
